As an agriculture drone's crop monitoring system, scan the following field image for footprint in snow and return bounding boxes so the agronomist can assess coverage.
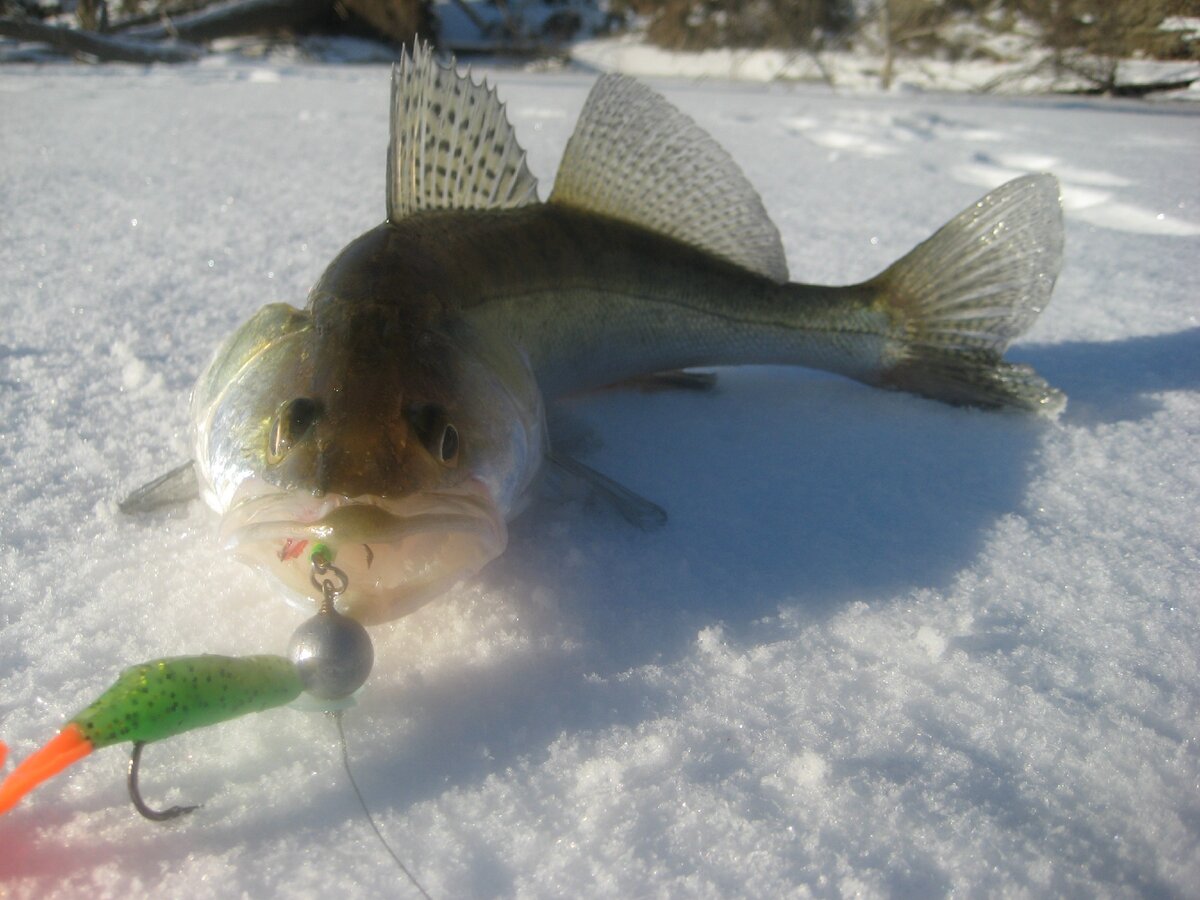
[781,109,1006,160]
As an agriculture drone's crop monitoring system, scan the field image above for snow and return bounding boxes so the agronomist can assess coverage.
[1,61,1199,898]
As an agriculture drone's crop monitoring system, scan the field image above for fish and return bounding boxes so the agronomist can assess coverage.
[123,43,1065,626]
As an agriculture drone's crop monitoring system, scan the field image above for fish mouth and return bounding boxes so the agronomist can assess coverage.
[219,481,506,624]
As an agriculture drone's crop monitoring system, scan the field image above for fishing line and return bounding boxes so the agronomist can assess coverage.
[334,711,433,900]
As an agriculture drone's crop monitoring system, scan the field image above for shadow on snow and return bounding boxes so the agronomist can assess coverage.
[5,328,1194,894]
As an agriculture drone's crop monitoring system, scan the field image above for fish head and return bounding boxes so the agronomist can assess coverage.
[192,284,543,625]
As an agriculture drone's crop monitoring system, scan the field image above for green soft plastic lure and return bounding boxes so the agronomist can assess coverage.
[0,545,374,818]
[0,655,303,815]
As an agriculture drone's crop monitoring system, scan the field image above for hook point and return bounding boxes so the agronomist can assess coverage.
[128,742,200,822]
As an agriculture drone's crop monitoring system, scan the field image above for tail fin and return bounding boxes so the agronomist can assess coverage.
[870,174,1065,415]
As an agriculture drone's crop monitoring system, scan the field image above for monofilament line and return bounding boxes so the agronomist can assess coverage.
[334,711,433,900]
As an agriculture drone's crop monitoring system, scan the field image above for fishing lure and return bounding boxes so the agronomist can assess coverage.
[0,654,304,820]
[1,552,431,896]
[0,550,369,820]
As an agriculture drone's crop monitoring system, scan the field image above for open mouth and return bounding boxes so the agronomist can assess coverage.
[219,482,506,624]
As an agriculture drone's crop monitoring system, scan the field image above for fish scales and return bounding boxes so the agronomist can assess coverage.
[316,207,885,400]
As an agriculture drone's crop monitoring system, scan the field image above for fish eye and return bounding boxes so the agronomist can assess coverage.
[408,404,459,466]
[267,397,321,464]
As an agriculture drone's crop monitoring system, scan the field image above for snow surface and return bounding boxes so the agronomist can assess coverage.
[1,61,1199,898]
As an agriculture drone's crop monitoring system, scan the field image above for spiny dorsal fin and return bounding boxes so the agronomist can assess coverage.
[387,42,539,221]
[550,75,788,283]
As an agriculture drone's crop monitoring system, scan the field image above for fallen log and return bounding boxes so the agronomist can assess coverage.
[107,1,227,33]
[1069,76,1199,97]
[119,0,333,43]
[0,17,204,62]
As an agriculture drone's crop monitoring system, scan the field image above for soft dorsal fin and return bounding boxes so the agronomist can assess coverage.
[387,42,539,221]
[550,75,788,283]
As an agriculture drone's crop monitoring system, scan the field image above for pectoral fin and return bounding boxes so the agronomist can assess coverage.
[547,452,667,531]
[119,461,199,514]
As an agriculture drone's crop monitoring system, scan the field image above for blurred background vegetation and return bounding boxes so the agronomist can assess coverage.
[1,0,1196,83]
[613,0,1197,60]
[612,0,1198,91]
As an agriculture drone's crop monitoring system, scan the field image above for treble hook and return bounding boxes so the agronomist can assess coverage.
[127,741,200,822]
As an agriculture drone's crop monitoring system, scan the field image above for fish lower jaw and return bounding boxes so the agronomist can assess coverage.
[220,493,507,624]
[236,527,506,625]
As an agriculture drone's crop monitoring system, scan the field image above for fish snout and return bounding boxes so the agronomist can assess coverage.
[262,389,461,500]
[260,392,420,498]
[312,428,409,499]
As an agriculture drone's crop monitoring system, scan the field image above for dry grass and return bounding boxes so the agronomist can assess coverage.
[615,0,1198,61]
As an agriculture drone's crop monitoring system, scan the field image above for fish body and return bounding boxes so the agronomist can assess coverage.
[162,44,1066,625]
[329,209,881,396]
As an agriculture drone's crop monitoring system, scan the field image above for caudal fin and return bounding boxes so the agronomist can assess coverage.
[870,174,1065,415]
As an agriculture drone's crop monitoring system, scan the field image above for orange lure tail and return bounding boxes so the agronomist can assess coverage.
[0,725,93,815]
